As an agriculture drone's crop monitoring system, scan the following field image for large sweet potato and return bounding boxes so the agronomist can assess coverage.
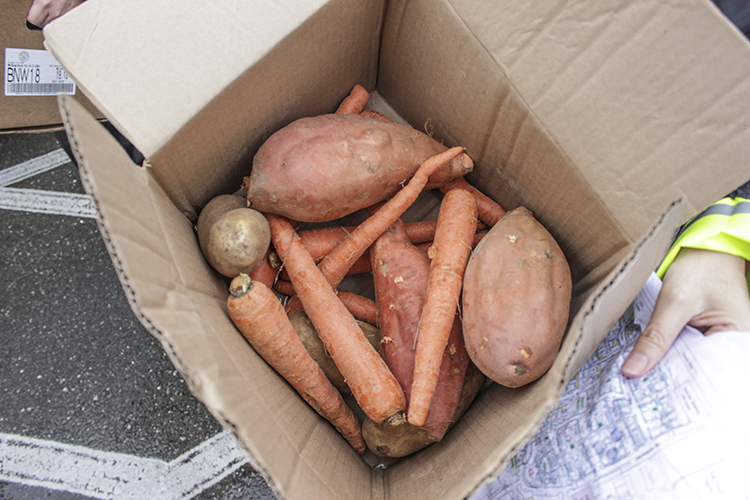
[462,207,572,388]
[370,218,469,441]
[243,113,473,222]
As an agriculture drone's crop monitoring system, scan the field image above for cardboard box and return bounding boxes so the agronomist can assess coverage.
[0,0,103,132]
[42,0,750,498]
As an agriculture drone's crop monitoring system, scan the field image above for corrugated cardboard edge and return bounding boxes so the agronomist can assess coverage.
[56,94,285,500]
[58,93,385,500]
[42,0,338,159]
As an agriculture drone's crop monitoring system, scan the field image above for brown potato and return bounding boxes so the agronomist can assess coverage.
[197,194,247,245]
[197,194,271,278]
[288,311,380,397]
[362,362,485,459]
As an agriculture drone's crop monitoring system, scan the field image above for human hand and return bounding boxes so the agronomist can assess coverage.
[621,247,750,378]
[27,0,84,28]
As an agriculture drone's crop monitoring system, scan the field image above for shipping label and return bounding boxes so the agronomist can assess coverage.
[5,48,75,96]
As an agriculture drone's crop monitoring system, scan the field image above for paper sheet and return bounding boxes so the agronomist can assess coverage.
[473,273,750,500]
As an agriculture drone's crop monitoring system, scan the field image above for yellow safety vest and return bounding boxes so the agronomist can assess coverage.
[657,197,750,288]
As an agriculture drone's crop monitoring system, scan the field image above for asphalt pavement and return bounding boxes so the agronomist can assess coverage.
[0,130,277,499]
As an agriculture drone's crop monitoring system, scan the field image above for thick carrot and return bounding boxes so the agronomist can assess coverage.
[336,84,370,114]
[267,213,406,424]
[408,188,478,427]
[439,177,506,227]
[417,229,488,255]
[226,274,365,453]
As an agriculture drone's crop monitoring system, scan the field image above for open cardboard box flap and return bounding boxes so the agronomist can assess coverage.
[0,0,103,131]
[47,0,750,498]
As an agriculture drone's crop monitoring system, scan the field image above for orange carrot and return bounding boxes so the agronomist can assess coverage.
[439,177,506,227]
[360,109,394,123]
[249,248,281,289]
[273,278,296,297]
[297,226,354,262]
[278,250,371,285]
[336,84,370,114]
[408,188,478,427]
[282,147,465,316]
[274,280,377,325]
[416,228,488,254]
[336,290,378,326]
[318,147,465,289]
[293,218,486,265]
[295,220,436,262]
[226,274,365,453]
[267,213,405,424]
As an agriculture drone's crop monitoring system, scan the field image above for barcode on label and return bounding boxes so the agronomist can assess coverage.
[6,82,75,96]
[5,48,77,97]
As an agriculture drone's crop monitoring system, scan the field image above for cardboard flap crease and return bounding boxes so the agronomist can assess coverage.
[47,0,750,498]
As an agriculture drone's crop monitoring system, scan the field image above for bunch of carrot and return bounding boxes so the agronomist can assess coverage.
[226,84,506,454]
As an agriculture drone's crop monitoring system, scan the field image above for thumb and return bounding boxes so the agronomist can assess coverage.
[27,4,50,28]
[621,293,692,378]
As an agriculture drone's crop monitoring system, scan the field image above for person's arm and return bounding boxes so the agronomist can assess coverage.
[621,248,750,377]
[27,0,84,28]
[621,197,750,378]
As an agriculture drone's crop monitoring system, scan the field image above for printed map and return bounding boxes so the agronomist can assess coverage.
[473,273,750,500]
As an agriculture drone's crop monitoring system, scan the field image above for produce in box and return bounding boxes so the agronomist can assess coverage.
[199,84,573,459]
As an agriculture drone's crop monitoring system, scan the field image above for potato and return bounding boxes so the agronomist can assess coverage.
[462,207,572,388]
[362,362,485,459]
[243,113,474,222]
[288,311,380,397]
[197,194,271,278]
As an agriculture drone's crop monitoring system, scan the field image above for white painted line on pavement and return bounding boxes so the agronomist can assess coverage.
[0,431,249,500]
[0,148,97,218]
[0,148,71,187]
[0,186,97,218]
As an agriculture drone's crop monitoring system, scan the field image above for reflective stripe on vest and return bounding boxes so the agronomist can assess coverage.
[656,197,750,280]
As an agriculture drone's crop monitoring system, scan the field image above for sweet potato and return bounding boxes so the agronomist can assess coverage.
[462,207,572,388]
[370,218,469,441]
[243,113,473,222]
[362,362,485,459]
[288,311,380,397]
[197,194,271,277]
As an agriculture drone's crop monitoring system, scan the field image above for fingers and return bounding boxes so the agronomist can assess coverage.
[27,1,51,28]
[621,248,750,379]
[621,254,702,378]
[27,0,84,28]
[621,287,693,378]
